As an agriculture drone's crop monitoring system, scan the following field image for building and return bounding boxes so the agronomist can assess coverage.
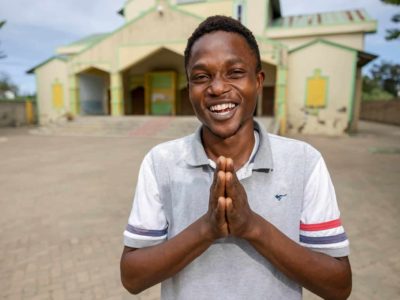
[27,0,377,135]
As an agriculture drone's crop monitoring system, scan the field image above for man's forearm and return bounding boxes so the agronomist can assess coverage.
[246,213,352,300]
[121,216,214,294]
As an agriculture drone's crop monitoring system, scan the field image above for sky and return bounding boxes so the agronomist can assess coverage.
[0,0,398,95]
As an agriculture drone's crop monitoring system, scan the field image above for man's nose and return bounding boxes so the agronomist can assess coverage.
[207,76,229,96]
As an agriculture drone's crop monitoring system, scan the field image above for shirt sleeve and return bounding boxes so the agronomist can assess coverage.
[300,156,350,257]
[123,152,168,248]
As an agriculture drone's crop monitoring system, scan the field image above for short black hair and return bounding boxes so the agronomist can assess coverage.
[184,15,262,74]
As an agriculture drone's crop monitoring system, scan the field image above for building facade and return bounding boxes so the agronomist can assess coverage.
[28,0,377,135]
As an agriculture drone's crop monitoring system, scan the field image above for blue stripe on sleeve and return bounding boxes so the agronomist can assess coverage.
[300,232,347,245]
[126,224,168,237]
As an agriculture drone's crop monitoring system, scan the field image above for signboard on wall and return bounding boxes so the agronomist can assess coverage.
[145,72,176,115]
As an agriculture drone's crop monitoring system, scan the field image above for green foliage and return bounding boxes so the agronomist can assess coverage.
[381,0,400,5]
[0,20,5,59]
[0,72,19,99]
[363,61,400,101]
[381,0,400,40]
[363,89,394,101]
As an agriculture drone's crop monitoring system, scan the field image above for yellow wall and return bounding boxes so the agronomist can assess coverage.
[287,42,355,135]
[125,0,156,22]
[36,59,69,124]
[173,0,232,18]
[247,0,267,35]
[71,5,201,74]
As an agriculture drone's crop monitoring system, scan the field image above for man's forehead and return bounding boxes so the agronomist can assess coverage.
[189,31,256,67]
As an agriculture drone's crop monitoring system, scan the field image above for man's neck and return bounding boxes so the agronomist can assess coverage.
[201,120,255,171]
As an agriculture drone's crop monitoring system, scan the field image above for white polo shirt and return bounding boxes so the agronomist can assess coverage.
[123,120,349,300]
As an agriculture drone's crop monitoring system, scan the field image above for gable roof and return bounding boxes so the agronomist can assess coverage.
[271,9,375,30]
[57,33,109,55]
[289,38,377,67]
[26,56,68,74]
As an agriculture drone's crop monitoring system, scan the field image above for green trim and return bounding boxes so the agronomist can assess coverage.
[275,65,288,134]
[76,1,204,60]
[76,4,158,56]
[168,2,204,21]
[172,0,230,5]
[289,38,359,54]
[27,56,68,74]
[255,35,287,48]
[118,39,187,48]
[348,51,357,124]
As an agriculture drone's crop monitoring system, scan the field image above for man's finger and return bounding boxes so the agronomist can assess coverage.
[226,197,233,216]
[215,171,226,199]
[216,156,227,173]
[217,196,226,222]
[225,171,236,200]
[226,158,234,173]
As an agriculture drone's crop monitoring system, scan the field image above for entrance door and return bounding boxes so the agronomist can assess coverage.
[145,72,176,115]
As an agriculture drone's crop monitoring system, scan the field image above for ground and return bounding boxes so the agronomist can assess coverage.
[0,117,399,300]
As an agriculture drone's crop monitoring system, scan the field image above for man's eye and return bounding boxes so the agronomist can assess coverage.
[229,69,245,78]
[191,74,209,83]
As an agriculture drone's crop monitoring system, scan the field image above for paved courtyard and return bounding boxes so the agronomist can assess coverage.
[0,117,399,299]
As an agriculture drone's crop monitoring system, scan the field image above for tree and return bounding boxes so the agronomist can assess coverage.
[0,20,6,59]
[381,0,400,40]
[363,61,400,100]
[0,72,19,99]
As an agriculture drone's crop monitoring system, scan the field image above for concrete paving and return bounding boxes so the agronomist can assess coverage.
[0,117,399,299]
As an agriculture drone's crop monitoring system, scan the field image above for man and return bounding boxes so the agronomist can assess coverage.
[120,16,351,300]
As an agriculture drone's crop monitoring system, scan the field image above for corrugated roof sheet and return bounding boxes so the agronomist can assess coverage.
[271,9,373,28]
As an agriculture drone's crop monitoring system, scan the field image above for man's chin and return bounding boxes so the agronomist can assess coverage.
[203,123,241,140]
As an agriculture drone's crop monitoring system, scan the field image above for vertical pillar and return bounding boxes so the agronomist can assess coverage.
[111,72,124,116]
[69,75,80,115]
[275,64,288,135]
[350,67,362,133]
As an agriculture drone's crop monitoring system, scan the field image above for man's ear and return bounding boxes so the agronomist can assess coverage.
[256,71,265,93]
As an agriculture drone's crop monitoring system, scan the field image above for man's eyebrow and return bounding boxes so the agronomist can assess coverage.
[189,58,247,72]
[189,63,208,72]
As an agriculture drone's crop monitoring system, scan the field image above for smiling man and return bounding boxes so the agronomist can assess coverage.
[120,16,352,300]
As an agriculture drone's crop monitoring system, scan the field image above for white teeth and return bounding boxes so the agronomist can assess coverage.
[210,103,236,112]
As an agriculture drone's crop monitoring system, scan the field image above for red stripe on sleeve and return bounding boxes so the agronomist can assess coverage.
[300,219,342,231]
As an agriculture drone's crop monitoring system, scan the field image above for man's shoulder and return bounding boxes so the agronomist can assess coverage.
[147,133,196,163]
[268,133,320,156]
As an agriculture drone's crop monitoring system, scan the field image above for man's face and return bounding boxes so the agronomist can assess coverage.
[187,30,264,139]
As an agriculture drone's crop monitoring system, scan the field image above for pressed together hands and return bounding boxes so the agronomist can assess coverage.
[204,156,257,240]
[121,158,352,299]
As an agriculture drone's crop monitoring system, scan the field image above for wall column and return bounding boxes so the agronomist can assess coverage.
[275,64,288,135]
[111,72,124,116]
[69,75,80,115]
[349,67,362,133]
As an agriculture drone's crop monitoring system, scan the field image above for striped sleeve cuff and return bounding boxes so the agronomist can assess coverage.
[123,224,168,248]
[299,219,349,257]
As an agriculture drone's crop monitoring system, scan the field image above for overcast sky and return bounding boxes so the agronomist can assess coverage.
[0,0,398,94]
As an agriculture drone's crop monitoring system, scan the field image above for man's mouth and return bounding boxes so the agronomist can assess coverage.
[209,103,237,115]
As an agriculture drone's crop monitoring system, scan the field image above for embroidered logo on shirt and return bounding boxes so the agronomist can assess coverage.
[275,194,287,201]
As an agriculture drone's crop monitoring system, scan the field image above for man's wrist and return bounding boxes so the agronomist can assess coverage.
[242,213,268,243]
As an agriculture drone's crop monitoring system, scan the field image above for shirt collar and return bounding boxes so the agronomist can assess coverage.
[185,120,274,172]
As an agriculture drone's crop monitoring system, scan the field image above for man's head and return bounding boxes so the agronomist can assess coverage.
[184,16,264,140]
[184,15,262,75]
